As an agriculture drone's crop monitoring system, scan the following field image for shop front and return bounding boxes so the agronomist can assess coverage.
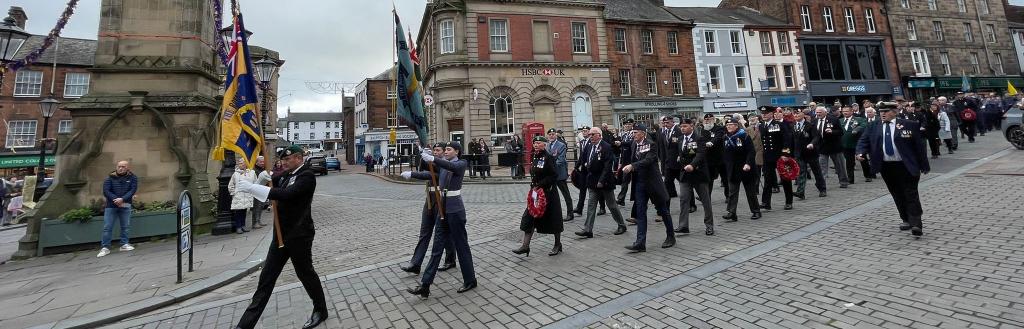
[753,92,812,109]
[0,154,55,178]
[360,129,418,165]
[974,77,1024,93]
[610,98,703,128]
[905,77,937,102]
[808,81,896,106]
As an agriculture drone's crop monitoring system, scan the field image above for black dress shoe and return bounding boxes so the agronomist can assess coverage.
[457,281,478,293]
[597,210,607,216]
[840,184,849,188]
[625,244,646,253]
[614,225,627,235]
[784,204,793,210]
[575,231,594,238]
[911,227,923,237]
[407,285,430,299]
[512,246,531,257]
[865,178,873,182]
[616,200,626,206]
[626,218,637,226]
[675,227,690,234]
[899,222,912,231]
[795,192,805,200]
[661,237,676,248]
[705,227,714,236]
[760,204,772,210]
[399,263,420,275]
[302,310,327,329]
[438,262,456,272]
[819,191,827,197]
[750,212,762,220]
[564,214,574,222]
[722,212,738,221]
[689,205,697,213]
[772,187,780,193]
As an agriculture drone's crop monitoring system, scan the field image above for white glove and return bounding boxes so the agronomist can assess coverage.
[249,184,270,202]
[401,171,412,179]
[421,150,435,162]
[236,179,254,193]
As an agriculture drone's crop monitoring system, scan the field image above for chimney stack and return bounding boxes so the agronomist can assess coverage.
[8,6,27,29]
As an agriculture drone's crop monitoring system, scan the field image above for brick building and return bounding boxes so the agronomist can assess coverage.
[0,11,94,177]
[351,68,418,164]
[887,0,1020,100]
[603,0,701,127]
[720,0,901,105]
[416,0,611,153]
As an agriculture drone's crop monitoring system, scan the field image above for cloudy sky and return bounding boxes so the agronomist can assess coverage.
[13,0,1024,116]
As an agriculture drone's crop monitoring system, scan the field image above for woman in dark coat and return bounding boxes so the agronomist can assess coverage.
[721,118,761,221]
[514,136,564,257]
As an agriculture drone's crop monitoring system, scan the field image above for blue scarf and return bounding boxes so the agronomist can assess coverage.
[725,128,747,148]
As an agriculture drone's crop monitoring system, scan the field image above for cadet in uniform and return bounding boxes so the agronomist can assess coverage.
[400,143,456,275]
[621,123,676,252]
[674,119,714,235]
[759,109,794,210]
[402,142,478,298]
[233,145,328,329]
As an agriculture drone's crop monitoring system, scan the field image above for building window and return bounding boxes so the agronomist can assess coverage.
[843,44,887,80]
[14,70,43,96]
[906,20,917,40]
[910,48,931,76]
[335,122,340,128]
[387,84,397,99]
[844,7,855,32]
[641,30,654,54]
[933,21,944,41]
[63,72,90,98]
[335,132,340,139]
[900,0,909,8]
[964,23,974,42]
[619,69,631,96]
[646,69,658,95]
[783,65,795,88]
[489,19,508,52]
[735,65,748,90]
[957,0,967,13]
[388,111,399,128]
[759,32,773,55]
[980,0,990,14]
[667,31,679,54]
[309,122,315,129]
[970,52,980,74]
[940,52,951,75]
[928,0,937,10]
[823,7,835,32]
[994,53,1005,75]
[489,93,515,136]
[804,43,851,81]
[533,21,551,54]
[708,65,722,91]
[293,133,299,141]
[671,69,683,95]
[865,9,877,33]
[58,120,73,134]
[765,66,778,89]
[439,19,455,54]
[309,133,314,140]
[985,24,996,43]
[571,22,588,53]
[614,28,627,52]
[704,30,717,54]
[800,6,812,31]
[293,122,299,129]
[777,32,791,55]
[730,31,743,54]
[324,132,330,139]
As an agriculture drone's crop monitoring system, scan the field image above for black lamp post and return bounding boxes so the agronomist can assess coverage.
[0,15,31,90]
[35,97,59,201]
[253,52,280,133]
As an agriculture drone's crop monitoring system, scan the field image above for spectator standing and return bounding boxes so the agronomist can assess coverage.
[97,160,138,258]
[229,158,257,234]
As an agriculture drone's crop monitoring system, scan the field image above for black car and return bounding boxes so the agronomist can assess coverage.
[307,156,329,175]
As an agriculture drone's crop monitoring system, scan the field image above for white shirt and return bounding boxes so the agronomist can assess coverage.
[881,121,903,162]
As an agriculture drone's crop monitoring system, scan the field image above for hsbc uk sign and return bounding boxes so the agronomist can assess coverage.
[521,68,566,76]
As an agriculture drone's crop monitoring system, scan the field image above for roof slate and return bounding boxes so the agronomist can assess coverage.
[13,35,96,66]
[666,7,789,27]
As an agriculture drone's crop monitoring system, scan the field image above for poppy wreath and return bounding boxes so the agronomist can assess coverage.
[527,187,548,218]
[777,157,800,181]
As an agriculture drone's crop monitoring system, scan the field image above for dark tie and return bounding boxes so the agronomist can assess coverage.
[884,122,895,156]
[797,122,802,131]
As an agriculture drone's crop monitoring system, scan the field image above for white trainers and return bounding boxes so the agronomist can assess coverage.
[119,244,135,251]
[97,248,110,258]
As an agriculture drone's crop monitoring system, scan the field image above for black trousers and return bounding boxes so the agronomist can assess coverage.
[842,148,858,183]
[761,163,792,206]
[927,138,941,156]
[880,162,924,229]
[678,180,712,229]
[420,211,476,287]
[726,175,759,215]
[409,203,455,268]
[617,172,632,202]
[556,180,573,218]
[962,121,976,141]
[237,238,327,329]
[663,169,679,198]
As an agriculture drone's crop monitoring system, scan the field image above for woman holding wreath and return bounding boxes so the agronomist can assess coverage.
[514,136,564,257]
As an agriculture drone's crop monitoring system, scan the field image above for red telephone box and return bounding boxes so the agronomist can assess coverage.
[521,122,545,171]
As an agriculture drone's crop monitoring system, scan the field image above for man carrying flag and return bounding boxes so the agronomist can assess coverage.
[222,10,327,329]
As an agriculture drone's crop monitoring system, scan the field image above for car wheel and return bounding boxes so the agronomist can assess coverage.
[1008,126,1024,150]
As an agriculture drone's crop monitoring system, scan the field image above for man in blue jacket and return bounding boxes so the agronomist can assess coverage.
[98,160,138,257]
[857,102,930,238]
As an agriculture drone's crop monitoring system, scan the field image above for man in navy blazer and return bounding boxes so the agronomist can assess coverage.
[856,102,930,238]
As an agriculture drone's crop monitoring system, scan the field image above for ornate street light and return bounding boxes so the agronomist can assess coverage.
[36,98,60,195]
[219,25,252,46]
[253,52,280,132]
[0,15,31,90]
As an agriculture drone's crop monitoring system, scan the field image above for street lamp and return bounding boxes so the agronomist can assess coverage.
[1,15,31,90]
[219,26,252,46]
[253,52,280,132]
[36,98,60,197]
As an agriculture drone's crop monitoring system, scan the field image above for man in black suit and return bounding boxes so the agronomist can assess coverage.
[656,116,682,201]
[857,102,931,237]
[791,109,827,199]
[621,123,676,252]
[615,119,635,205]
[233,145,328,329]
[674,119,714,236]
[576,127,628,237]
[814,106,849,189]
[759,109,793,210]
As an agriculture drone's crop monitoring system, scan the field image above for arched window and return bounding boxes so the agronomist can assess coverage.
[489,92,515,136]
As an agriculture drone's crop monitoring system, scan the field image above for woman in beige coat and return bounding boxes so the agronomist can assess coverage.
[746,114,765,190]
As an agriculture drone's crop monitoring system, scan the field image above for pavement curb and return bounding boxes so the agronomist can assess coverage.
[0,223,26,232]
[30,230,274,329]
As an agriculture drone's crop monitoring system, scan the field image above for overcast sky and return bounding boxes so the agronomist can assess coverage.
[13,0,1024,115]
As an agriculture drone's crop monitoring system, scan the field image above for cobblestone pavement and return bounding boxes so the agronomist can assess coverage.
[112,135,1019,329]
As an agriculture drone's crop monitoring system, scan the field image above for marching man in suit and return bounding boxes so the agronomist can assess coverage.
[621,123,676,252]
[857,102,931,238]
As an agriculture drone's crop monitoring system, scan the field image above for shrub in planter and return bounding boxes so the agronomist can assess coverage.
[59,207,96,224]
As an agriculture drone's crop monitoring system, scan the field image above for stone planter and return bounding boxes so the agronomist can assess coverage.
[38,210,177,256]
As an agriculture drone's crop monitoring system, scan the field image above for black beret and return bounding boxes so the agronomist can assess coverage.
[547,128,557,133]
[533,135,548,143]
[703,113,715,119]
[632,123,648,131]
[623,118,635,124]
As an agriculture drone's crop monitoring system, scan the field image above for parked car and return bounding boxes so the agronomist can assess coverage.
[307,156,329,175]
[1002,106,1024,150]
[325,157,341,170]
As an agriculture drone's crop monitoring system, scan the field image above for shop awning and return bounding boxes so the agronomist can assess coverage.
[0,155,55,169]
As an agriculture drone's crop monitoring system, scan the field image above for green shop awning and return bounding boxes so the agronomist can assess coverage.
[906,78,935,88]
[936,77,964,89]
[0,155,55,169]
[974,77,1024,89]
